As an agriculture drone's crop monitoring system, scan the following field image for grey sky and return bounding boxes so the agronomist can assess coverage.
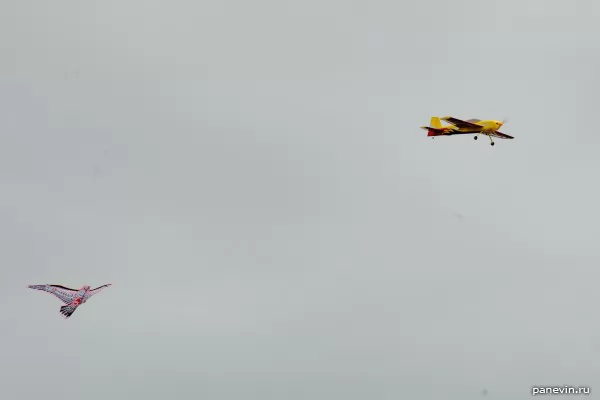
[1,0,599,399]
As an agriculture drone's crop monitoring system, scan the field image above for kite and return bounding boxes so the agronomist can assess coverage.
[27,284,112,319]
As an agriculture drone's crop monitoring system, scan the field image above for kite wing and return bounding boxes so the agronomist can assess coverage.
[441,116,482,129]
[489,131,514,139]
[83,284,112,301]
[28,284,79,304]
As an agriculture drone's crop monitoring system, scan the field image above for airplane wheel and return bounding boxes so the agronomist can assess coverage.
[474,136,478,140]
[490,142,495,146]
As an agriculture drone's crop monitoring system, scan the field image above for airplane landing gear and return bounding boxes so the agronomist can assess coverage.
[490,142,495,146]
[474,136,478,140]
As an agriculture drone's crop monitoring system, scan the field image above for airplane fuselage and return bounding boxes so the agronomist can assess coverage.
[476,120,503,132]
[440,120,503,133]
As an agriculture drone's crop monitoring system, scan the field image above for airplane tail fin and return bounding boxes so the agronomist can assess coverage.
[420,117,445,136]
[429,117,442,129]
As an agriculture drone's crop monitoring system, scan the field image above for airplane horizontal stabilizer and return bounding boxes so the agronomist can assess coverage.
[421,126,445,136]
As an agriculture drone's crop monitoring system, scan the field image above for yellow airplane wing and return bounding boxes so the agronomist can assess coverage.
[441,116,482,129]
[489,131,514,139]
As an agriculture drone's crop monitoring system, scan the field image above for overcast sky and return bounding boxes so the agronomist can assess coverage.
[1,0,599,399]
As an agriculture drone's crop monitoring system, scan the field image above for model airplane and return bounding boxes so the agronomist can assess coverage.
[420,116,514,146]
